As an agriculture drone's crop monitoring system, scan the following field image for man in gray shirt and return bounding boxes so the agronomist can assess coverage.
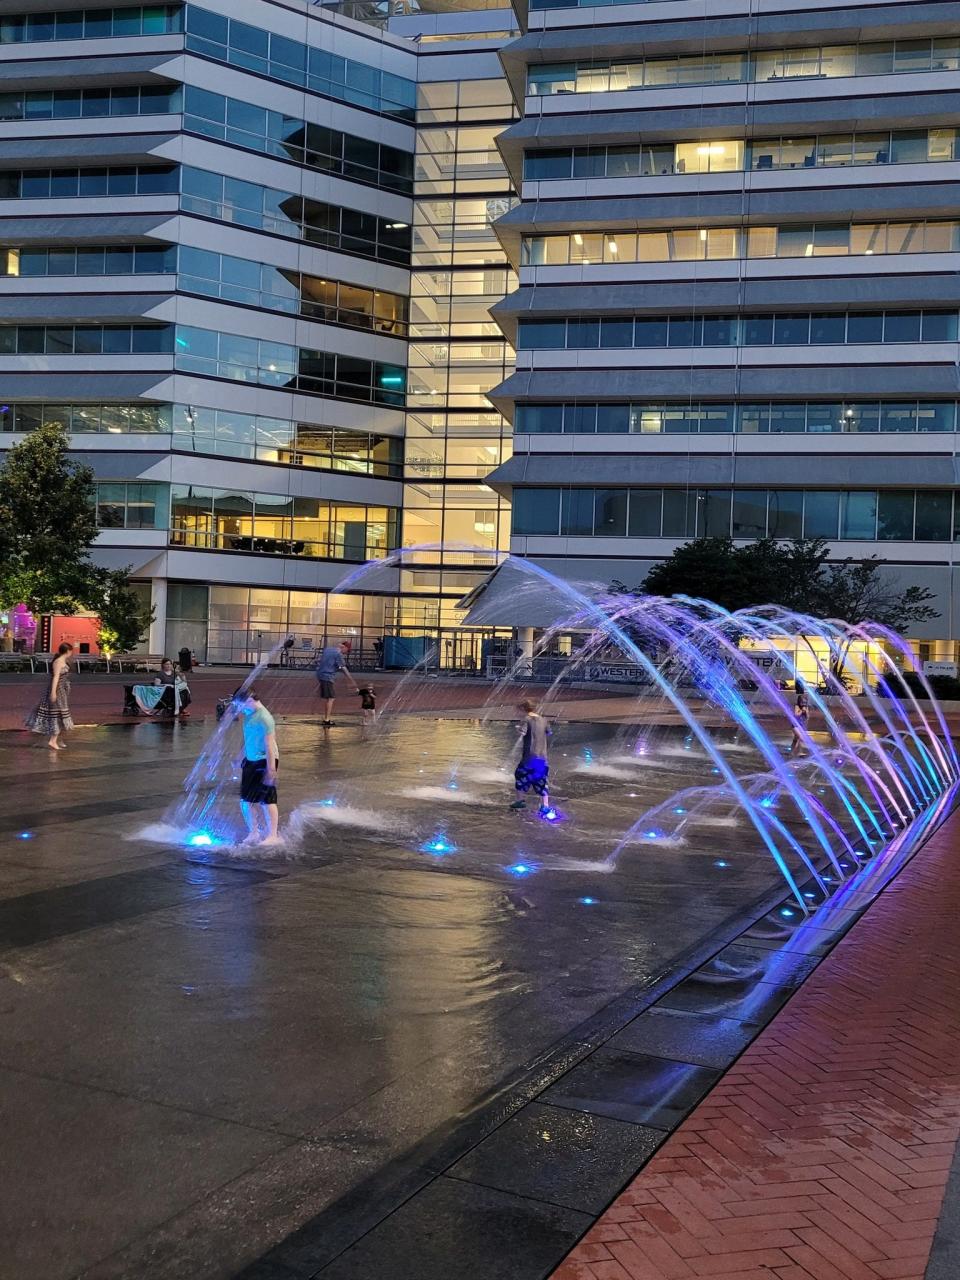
[315,640,358,726]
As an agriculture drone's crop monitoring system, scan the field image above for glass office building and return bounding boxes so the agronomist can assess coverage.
[486,0,960,652]
[0,0,517,663]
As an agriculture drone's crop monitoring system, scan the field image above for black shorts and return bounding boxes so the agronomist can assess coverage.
[241,758,278,805]
[317,678,335,699]
[515,757,549,796]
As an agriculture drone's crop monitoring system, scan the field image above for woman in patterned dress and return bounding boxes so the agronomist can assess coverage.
[26,641,75,750]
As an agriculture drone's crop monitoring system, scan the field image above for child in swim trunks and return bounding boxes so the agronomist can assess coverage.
[510,698,552,816]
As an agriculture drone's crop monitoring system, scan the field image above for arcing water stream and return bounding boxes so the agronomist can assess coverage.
[151,549,958,917]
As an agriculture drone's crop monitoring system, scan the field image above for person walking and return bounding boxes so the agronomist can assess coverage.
[26,641,75,749]
[315,640,358,726]
[510,698,552,815]
[236,688,281,846]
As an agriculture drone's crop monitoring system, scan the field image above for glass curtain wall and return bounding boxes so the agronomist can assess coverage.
[400,62,517,667]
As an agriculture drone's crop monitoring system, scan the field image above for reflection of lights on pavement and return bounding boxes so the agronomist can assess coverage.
[421,835,456,855]
[780,907,796,918]
[674,807,686,815]
[803,892,816,900]
[579,896,596,905]
[506,862,535,877]
[188,833,215,847]
[644,829,662,840]
[538,807,561,822]
[320,798,336,807]
[18,831,33,840]
[714,859,728,868]
[759,795,777,809]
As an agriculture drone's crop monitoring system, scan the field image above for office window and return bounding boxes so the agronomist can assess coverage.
[700,490,731,536]
[840,491,877,539]
[877,492,915,540]
[628,490,662,536]
[595,490,627,535]
[915,491,952,541]
[768,491,804,539]
[804,492,841,539]
[513,489,560,535]
[732,491,767,537]
[561,490,594,535]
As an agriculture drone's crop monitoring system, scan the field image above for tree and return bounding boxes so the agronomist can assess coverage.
[0,421,154,650]
[0,420,99,614]
[94,569,154,655]
[614,536,938,634]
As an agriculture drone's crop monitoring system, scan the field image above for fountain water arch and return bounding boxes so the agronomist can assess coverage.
[338,547,956,912]
[154,545,956,917]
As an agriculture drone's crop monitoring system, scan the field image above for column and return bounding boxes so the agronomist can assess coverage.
[516,626,535,676]
[149,578,167,656]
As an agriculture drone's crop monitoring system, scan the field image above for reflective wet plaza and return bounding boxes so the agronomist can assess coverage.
[0,712,813,1278]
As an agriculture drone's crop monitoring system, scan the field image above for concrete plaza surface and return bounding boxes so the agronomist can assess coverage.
[0,703,794,1280]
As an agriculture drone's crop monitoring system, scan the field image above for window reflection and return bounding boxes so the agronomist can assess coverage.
[512,486,956,542]
[526,37,960,86]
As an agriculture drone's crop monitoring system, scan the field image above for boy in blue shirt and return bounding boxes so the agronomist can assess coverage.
[236,688,281,846]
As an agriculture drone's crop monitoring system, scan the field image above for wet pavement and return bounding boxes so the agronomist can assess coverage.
[0,711,823,1278]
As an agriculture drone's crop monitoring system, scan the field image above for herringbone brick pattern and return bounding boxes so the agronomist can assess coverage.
[552,817,960,1280]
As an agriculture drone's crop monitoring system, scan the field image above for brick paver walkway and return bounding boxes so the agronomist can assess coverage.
[552,813,960,1280]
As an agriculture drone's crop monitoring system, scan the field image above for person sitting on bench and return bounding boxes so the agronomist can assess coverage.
[132,659,191,716]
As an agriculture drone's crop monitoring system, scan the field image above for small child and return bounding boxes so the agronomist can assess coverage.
[787,681,810,757]
[510,698,552,815]
[358,685,376,724]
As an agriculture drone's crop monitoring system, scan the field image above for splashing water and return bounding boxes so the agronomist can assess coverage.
[142,548,957,917]
[332,548,957,912]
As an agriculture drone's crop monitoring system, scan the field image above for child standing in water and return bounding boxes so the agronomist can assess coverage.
[510,698,552,815]
[787,681,810,756]
[357,685,377,724]
[235,688,281,846]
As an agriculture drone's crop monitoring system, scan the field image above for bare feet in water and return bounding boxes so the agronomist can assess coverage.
[258,835,283,848]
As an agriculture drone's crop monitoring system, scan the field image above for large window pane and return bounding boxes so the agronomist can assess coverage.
[915,491,952,541]
[594,489,627,535]
[804,491,840,539]
[596,404,630,432]
[840,491,877,539]
[774,315,810,344]
[917,402,955,432]
[842,402,880,432]
[700,489,731,536]
[732,490,767,537]
[807,404,844,433]
[768,490,803,538]
[516,404,563,433]
[560,489,594,535]
[513,488,560,535]
[877,491,914,540]
[662,491,697,537]
[628,490,662,536]
[879,403,918,432]
[846,313,883,343]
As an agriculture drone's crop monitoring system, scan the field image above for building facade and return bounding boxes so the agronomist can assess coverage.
[0,0,517,664]
[487,0,960,652]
